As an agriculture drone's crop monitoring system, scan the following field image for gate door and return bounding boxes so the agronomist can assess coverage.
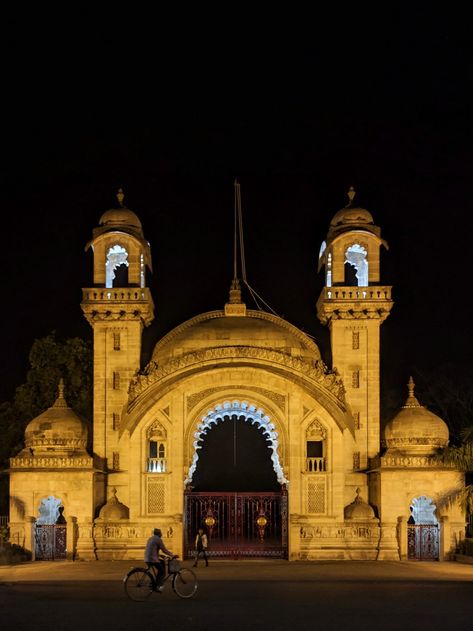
[407,524,439,560]
[35,525,67,560]
[185,491,287,559]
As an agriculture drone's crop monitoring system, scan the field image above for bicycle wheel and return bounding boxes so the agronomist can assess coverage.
[172,567,198,598]
[124,568,154,601]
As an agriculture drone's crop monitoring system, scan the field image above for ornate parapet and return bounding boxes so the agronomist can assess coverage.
[81,287,154,326]
[317,285,393,325]
[128,346,346,407]
[9,455,93,469]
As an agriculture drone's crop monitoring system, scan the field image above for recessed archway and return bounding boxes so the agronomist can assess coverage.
[185,400,288,488]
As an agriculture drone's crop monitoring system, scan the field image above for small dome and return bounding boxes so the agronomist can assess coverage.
[344,489,377,521]
[330,188,374,227]
[383,377,449,455]
[98,488,129,521]
[330,206,374,227]
[98,188,143,230]
[24,380,88,455]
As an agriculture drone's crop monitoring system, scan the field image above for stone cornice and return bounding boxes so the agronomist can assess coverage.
[128,345,346,406]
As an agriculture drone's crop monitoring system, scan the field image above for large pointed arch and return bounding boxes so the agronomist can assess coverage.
[185,400,288,487]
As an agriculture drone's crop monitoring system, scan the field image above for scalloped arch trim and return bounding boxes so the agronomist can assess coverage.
[185,400,288,488]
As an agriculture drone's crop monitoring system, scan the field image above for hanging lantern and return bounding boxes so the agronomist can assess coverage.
[256,513,268,542]
[204,510,216,538]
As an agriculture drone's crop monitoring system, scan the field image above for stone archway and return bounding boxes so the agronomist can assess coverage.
[184,400,288,559]
[185,400,288,488]
[35,495,67,560]
[407,496,439,561]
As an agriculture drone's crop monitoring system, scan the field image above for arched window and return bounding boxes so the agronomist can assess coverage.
[305,420,327,472]
[105,245,129,288]
[147,420,167,473]
[344,244,368,287]
[409,496,438,525]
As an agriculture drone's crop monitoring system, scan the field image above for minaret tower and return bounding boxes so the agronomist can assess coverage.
[316,188,393,468]
[81,190,154,468]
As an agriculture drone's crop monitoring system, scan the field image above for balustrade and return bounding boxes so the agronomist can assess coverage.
[306,457,325,473]
[147,458,167,473]
[82,288,150,302]
[323,286,391,301]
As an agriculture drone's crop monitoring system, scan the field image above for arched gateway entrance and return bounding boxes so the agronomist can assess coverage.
[184,402,288,559]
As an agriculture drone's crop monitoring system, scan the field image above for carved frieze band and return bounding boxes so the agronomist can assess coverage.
[10,456,93,469]
[129,346,345,405]
[186,386,286,413]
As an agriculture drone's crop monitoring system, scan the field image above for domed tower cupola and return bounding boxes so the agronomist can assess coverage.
[85,189,152,289]
[383,377,449,456]
[318,187,389,288]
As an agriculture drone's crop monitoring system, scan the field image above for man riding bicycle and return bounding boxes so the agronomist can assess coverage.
[144,528,176,591]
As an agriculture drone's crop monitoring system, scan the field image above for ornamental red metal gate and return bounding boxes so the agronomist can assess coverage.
[407,524,439,560]
[185,491,288,559]
[35,525,67,560]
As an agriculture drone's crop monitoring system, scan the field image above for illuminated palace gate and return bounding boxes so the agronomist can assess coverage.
[185,491,288,559]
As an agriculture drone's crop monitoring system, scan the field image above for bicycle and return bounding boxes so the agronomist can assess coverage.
[123,555,198,601]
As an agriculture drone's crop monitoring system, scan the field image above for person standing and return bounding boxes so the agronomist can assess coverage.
[144,528,176,589]
[193,527,209,567]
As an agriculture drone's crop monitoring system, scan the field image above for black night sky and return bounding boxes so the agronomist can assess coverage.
[1,11,472,423]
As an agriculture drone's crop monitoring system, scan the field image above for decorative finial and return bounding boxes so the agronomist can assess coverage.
[403,375,422,408]
[110,487,118,502]
[229,278,242,304]
[117,188,125,207]
[53,377,68,408]
[355,487,362,502]
[347,186,356,205]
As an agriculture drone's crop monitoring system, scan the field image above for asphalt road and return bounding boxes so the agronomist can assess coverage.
[1,560,473,631]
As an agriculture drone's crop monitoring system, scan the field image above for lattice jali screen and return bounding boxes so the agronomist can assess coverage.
[147,480,166,514]
[307,477,326,514]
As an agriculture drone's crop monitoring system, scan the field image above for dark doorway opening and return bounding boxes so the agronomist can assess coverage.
[191,415,279,492]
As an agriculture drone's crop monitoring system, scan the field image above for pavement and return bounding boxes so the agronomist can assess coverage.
[1,557,473,583]
[1,560,473,631]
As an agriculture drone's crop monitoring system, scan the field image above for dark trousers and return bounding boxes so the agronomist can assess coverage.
[147,561,165,584]
[193,549,208,566]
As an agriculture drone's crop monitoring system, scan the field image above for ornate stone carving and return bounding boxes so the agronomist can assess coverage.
[146,420,167,439]
[186,386,286,413]
[306,419,327,440]
[9,456,93,469]
[129,346,345,406]
[372,454,455,469]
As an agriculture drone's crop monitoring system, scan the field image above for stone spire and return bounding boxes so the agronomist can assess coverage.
[403,376,422,409]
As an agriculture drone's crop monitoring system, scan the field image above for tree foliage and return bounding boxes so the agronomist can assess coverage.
[0,331,92,468]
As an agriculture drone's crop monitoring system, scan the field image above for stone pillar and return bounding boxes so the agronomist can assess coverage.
[66,516,78,560]
[439,516,450,561]
[289,519,302,560]
[75,519,96,560]
[24,517,36,561]
[397,516,407,560]
[376,522,400,560]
